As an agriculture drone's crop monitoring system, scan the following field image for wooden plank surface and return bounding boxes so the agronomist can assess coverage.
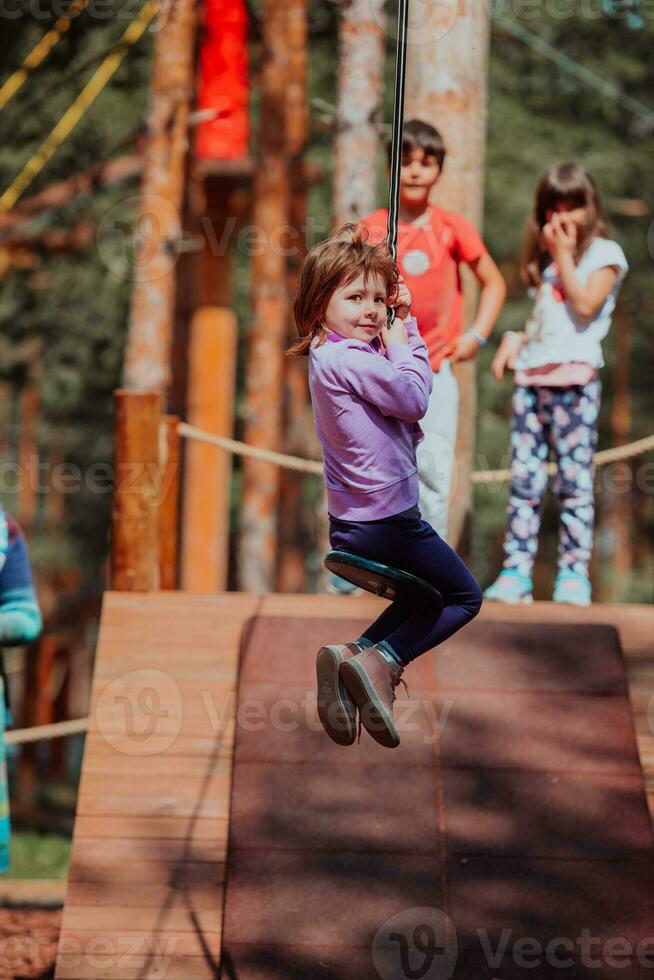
[54,591,259,980]
[55,591,654,980]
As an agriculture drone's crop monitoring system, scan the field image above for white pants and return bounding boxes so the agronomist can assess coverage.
[416,359,459,541]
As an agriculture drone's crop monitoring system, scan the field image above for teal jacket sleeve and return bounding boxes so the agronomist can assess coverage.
[0,523,42,647]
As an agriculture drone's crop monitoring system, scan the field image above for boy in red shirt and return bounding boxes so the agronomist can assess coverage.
[360,119,506,539]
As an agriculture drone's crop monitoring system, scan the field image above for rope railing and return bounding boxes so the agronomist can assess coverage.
[5,717,88,745]
[8,422,652,745]
[178,421,654,485]
[177,422,324,475]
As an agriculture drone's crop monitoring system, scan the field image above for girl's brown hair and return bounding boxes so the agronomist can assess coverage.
[521,162,608,287]
[288,224,398,356]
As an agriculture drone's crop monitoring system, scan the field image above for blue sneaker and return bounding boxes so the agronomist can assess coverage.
[484,569,533,605]
[553,570,591,606]
[326,574,363,597]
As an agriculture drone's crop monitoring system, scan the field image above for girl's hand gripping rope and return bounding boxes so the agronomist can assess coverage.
[382,277,411,347]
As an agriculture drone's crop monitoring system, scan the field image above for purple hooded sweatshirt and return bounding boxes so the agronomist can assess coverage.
[308,315,433,521]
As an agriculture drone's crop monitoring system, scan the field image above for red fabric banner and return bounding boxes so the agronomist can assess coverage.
[195,0,249,160]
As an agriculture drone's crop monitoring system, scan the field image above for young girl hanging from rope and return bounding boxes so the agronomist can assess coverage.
[485,162,628,607]
[289,224,482,749]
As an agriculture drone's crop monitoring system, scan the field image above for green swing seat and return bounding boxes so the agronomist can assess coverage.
[325,550,444,610]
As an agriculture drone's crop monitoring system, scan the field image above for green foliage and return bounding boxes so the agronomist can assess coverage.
[8,830,71,879]
[0,2,153,582]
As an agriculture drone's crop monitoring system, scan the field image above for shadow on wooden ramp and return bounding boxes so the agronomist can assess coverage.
[221,610,654,980]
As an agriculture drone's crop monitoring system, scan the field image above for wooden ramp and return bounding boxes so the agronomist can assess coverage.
[54,594,654,979]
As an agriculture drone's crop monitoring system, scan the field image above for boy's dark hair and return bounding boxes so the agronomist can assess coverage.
[388,119,447,169]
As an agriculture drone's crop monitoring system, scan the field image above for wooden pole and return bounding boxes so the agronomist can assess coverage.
[111,390,162,591]
[333,0,386,227]
[405,3,491,551]
[239,0,293,593]
[159,415,181,590]
[181,306,237,591]
[278,0,309,594]
[122,0,197,393]
[180,174,246,592]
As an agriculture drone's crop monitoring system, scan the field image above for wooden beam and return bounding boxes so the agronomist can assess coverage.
[181,308,237,592]
[111,390,162,591]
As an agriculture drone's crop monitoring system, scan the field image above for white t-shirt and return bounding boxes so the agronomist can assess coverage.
[514,237,628,371]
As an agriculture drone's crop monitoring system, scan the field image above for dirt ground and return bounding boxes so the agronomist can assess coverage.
[0,908,61,979]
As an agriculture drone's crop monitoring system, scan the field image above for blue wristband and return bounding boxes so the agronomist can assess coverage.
[467,329,488,347]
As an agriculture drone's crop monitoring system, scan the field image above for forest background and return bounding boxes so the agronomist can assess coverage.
[0,0,653,614]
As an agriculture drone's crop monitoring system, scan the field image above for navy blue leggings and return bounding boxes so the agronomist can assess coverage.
[329,505,482,665]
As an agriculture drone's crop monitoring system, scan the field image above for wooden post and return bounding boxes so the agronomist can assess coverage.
[239,0,293,593]
[122,0,197,393]
[111,390,162,591]
[180,172,247,592]
[278,0,309,594]
[333,0,386,226]
[181,307,237,591]
[405,3,491,551]
[159,415,181,590]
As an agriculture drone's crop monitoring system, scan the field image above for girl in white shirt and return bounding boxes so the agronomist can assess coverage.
[485,162,628,606]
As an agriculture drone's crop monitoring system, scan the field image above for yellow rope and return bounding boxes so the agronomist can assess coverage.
[178,422,654,485]
[0,0,89,112]
[0,0,156,216]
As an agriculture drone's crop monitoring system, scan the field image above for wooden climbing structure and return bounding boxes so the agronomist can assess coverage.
[53,592,654,978]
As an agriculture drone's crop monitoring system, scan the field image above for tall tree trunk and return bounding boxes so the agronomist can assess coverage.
[309,0,386,590]
[18,386,39,533]
[122,0,197,393]
[405,3,491,552]
[333,0,386,227]
[239,0,293,592]
[278,0,310,594]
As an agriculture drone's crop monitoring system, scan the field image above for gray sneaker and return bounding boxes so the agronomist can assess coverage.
[339,646,406,749]
[316,644,360,746]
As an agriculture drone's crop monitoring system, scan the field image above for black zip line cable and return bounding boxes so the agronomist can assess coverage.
[385,0,409,323]
[386,0,409,263]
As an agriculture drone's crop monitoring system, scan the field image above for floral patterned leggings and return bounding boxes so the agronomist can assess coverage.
[501,379,601,579]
